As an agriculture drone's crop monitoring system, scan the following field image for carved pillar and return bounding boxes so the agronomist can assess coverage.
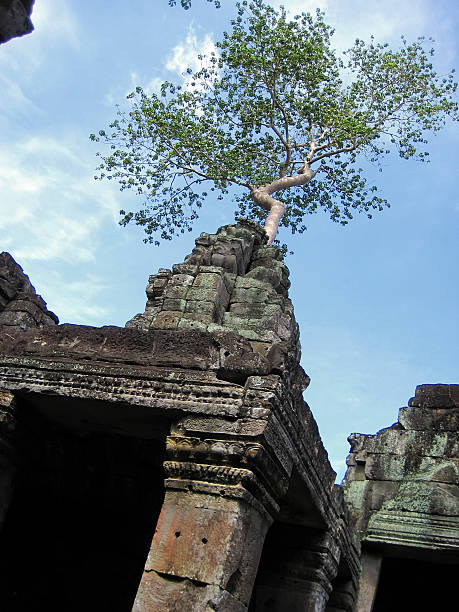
[251,524,340,612]
[0,390,18,530]
[133,434,277,611]
[325,576,357,612]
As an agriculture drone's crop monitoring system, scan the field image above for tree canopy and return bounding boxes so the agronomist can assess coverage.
[91,0,458,246]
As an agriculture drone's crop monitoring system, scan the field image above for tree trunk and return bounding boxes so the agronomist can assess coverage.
[251,167,315,244]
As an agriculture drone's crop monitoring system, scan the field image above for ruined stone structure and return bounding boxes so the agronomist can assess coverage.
[0,0,35,44]
[0,221,457,610]
[343,383,459,610]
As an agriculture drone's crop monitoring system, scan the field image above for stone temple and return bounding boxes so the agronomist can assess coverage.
[0,220,457,611]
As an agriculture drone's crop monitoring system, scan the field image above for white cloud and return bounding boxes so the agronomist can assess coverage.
[280,0,330,15]
[127,72,163,96]
[32,0,80,50]
[50,276,111,324]
[0,136,121,265]
[144,76,164,96]
[21,136,84,164]
[0,160,47,194]
[104,23,219,109]
[0,75,40,119]
[23,269,111,325]
[166,24,217,84]
[277,0,444,52]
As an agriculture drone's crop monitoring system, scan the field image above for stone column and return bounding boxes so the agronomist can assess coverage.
[133,436,276,611]
[355,551,382,612]
[325,576,357,612]
[0,390,18,530]
[251,525,341,612]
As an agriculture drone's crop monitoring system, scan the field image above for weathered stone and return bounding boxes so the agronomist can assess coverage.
[382,481,459,515]
[117,221,300,354]
[399,405,459,431]
[162,275,193,300]
[194,232,217,248]
[138,488,272,604]
[0,309,36,329]
[162,297,186,312]
[133,573,247,612]
[172,263,199,276]
[366,429,450,457]
[230,286,273,304]
[146,271,171,299]
[0,0,34,45]
[409,384,459,408]
[0,278,17,301]
[186,281,229,309]
[181,312,214,326]
[368,481,400,511]
[245,265,283,290]
[229,302,282,318]
[0,252,58,332]
[252,526,341,612]
[355,552,382,612]
[151,310,183,329]
[326,576,357,612]
[251,245,283,262]
[343,383,459,602]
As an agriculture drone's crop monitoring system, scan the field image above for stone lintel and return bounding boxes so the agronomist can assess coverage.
[0,324,270,383]
[365,510,459,559]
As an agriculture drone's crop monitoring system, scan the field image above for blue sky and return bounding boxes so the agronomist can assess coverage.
[1,0,458,480]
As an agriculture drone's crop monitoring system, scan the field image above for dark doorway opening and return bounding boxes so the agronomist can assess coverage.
[373,556,457,611]
[0,398,166,612]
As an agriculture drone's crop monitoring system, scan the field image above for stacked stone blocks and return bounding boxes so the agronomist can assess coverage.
[127,220,295,353]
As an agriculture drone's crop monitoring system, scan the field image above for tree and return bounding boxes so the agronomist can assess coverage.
[91,0,458,246]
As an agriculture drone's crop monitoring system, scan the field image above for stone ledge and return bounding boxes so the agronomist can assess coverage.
[409,384,459,408]
[0,324,272,383]
[366,510,459,555]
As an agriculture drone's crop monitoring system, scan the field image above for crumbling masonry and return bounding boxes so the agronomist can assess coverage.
[0,220,457,611]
